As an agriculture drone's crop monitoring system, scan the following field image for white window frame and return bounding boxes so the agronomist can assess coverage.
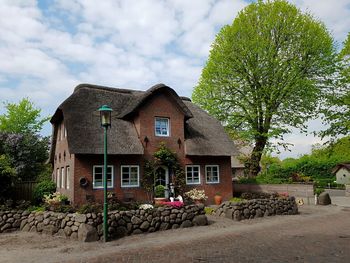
[61,167,65,189]
[155,117,170,137]
[205,165,220,184]
[186,165,201,185]
[121,165,140,188]
[66,166,70,189]
[93,165,114,189]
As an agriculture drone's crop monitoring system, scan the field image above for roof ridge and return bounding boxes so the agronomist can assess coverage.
[74,83,144,94]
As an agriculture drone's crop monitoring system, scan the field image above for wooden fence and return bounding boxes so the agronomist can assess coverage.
[13,181,37,201]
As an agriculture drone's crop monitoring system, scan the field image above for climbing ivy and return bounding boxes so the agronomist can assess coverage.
[142,143,186,201]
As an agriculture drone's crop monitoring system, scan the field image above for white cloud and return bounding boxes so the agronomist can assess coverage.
[0,0,348,158]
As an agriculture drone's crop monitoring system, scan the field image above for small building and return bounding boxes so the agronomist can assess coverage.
[231,144,253,179]
[49,83,237,205]
[333,163,350,185]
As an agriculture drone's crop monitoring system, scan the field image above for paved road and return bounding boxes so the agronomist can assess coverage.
[1,205,350,263]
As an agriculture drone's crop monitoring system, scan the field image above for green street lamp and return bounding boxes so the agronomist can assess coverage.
[98,105,112,242]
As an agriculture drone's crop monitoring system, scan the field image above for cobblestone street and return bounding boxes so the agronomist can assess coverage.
[1,205,350,263]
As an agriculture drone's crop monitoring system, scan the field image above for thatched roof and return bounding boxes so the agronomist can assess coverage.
[49,83,237,162]
[332,163,350,174]
[184,101,237,156]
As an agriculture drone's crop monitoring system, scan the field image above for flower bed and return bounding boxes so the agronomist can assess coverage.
[0,204,208,242]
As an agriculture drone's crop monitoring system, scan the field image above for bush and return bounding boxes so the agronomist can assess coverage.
[154,185,165,198]
[77,203,103,214]
[33,180,56,204]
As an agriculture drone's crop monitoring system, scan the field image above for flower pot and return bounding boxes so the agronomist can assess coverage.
[214,195,222,205]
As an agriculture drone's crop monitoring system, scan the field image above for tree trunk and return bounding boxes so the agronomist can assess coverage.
[246,136,268,177]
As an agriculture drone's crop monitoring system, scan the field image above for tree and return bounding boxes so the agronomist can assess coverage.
[0,98,49,134]
[0,132,50,181]
[192,0,336,176]
[320,33,350,138]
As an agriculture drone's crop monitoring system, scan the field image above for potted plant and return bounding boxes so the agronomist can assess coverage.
[214,192,222,205]
[154,185,167,205]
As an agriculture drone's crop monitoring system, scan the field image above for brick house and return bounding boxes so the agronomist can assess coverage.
[49,83,237,205]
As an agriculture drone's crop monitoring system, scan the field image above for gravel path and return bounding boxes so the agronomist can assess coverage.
[1,205,349,263]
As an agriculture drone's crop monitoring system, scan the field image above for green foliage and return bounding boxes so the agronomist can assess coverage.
[0,98,49,134]
[320,33,350,138]
[0,154,16,199]
[192,0,336,176]
[33,180,56,204]
[142,143,186,199]
[26,205,45,212]
[315,188,325,196]
[245,136,350,186]
[77,203,103,214]
[0,132,50,182]
[154,185,165,198]
[204,207,215,215]
[229,197,245,203]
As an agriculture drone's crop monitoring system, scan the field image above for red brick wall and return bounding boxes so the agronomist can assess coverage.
[73,155,148,205]
[136,92,185,159]
[52,121,75,200]
[183,156,233,205]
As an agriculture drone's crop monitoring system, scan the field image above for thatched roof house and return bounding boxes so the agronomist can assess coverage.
[50,83,237,205]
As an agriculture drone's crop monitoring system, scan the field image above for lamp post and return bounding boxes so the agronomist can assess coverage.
[98,105,112,242]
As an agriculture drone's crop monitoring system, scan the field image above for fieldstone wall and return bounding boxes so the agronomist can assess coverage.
[233,183,315,205]
[213,197,298,221]
[0,204,207,242]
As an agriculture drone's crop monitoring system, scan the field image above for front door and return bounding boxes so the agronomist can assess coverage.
[155,166,169,198]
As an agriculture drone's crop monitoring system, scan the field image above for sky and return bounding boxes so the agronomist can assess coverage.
[0,0,349,159]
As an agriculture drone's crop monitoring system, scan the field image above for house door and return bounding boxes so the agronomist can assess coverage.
[155,166,169,197]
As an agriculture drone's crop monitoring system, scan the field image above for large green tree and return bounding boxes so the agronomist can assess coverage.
[320,33,350,138]
[0,98,49,134]
[192,0,336,176]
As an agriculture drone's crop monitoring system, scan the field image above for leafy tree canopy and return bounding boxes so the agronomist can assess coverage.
[0,98,49,134]
[320,33,350,138]
[192,0,336,176]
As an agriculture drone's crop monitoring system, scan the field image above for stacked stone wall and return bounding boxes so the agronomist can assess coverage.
[0,205,207,242]
[214,197,298,221]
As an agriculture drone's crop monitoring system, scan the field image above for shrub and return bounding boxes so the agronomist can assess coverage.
[77,203,103,214]
[204,207,215,215]
[154,185,165,198]
[33,180,56,204]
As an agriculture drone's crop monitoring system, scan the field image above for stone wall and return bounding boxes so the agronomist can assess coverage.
[213,197,298,221]
[0,205,207,242]
[233,183,315,205]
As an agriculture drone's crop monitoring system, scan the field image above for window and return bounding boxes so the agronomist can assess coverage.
[155,117,169,136]
[56,168,59,187]
[61,167,65,189]
[121,165,140,187]
[93,165,114,189]
[66,166,70,189]
[205,165,219,183]
[186,165,200,185]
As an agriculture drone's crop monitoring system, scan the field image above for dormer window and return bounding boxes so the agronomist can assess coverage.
[155,117,169,137]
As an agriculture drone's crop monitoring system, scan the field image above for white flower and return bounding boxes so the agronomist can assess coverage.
[184,189,208,201]
[139,204,154,210]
